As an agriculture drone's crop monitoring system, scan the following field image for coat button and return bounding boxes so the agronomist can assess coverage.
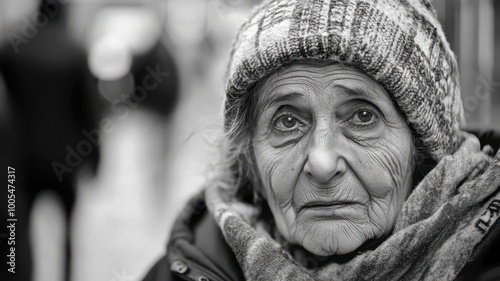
[198,277,209,281]
[171,260,189,274]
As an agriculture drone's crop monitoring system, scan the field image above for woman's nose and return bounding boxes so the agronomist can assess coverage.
[304,128,347,184]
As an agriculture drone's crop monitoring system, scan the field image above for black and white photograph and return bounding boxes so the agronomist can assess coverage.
[0,0,500,280]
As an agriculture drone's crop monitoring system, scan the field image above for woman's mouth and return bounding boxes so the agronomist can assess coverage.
[298,201,361,218]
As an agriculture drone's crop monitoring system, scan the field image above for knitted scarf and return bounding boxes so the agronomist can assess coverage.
[205,132,500,281]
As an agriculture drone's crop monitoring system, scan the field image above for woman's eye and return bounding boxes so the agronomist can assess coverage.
[282,117,297,128]
[350,109,378,126]
[274,115,302,131]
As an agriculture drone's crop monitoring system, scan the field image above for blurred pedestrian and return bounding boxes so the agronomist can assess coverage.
[0,1,101,280]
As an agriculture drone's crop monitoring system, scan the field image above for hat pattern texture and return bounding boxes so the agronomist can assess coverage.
[224,0,465,161]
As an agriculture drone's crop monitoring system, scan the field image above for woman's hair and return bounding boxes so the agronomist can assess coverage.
[206,84,262,203]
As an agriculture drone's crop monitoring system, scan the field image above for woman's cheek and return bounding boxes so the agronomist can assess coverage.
[346,132,414,233]
[353,147,398,198]
[353,132,412,195]
[263,146,304,205]
[255,141,306,221]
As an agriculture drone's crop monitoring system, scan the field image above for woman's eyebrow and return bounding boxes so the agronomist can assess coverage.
[260,92,305,110]
[333,85,385,102]
[258,84,386,111]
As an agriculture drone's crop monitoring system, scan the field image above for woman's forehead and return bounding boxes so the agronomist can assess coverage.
[256,62,391,108]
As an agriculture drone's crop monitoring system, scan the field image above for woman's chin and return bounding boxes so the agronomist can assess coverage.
[303,239,364,257]
[296,224,370,256]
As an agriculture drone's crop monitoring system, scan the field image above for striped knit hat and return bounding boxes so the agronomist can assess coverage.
[224,0,466,161]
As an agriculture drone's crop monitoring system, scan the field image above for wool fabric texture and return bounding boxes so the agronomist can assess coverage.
[205,132,500,280]
[224,0,465,161]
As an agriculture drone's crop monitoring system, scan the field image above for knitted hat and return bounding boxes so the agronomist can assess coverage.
[224,0,466,161]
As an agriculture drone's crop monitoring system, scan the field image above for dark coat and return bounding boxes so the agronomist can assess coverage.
[143,129,500,281]
[143,192,245,281]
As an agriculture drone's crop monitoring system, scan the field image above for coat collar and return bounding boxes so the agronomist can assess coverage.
[166,191,245,281]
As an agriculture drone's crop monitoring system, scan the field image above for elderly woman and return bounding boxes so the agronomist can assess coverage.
[144,0,500,280]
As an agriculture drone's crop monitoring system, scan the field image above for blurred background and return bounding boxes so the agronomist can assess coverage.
[0,0,498,281]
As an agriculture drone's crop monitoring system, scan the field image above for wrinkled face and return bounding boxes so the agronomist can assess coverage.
[252,62,415,256]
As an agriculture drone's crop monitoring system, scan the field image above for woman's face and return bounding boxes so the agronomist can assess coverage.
[252,62,415,256]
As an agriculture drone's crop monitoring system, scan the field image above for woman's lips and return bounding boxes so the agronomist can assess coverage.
[298,201,360,218]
